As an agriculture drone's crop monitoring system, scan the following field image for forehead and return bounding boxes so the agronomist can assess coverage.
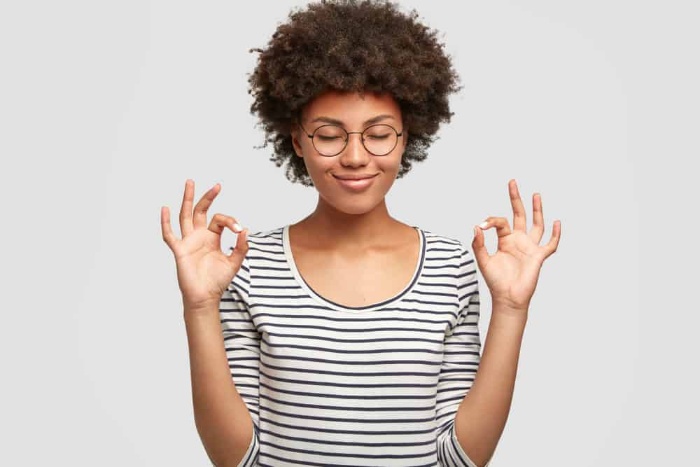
[302,90,402,124]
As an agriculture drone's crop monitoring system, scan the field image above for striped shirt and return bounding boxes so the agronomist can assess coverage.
[219,225,485,466]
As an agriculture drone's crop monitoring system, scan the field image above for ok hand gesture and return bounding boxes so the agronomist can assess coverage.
[161,180,249,314]
[472,179,561,316]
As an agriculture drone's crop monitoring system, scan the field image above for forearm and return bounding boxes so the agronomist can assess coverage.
[184,306,254,467]
[454,308,527,466]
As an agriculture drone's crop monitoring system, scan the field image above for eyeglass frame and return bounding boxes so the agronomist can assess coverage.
[297,121,404,157]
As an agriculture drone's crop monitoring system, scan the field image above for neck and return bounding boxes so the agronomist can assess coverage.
[297,197,400,248]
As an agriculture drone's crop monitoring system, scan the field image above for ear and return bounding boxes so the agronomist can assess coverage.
[400,124,408,152]
[291,123,304,158]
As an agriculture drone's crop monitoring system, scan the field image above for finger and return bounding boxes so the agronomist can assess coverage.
[227,229,250,270]
[179,179,195,236]
[193,183,222,230]
[479,216,511,238]
[529,192,545,244]
[471,225,491,268]
[509,179,527,232]
[208,213,242,236]
[161,206,178,249]
[542,220,561,258]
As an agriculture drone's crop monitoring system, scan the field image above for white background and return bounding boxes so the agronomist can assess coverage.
[1,0,697,465]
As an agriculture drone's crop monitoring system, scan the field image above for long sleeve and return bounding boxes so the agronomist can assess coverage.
[219,256,261,466]
[436,247,488,467]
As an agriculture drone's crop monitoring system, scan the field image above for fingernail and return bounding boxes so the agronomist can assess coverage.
[473,226,479,236]
[233,223,242,232]
[479,221,489,229]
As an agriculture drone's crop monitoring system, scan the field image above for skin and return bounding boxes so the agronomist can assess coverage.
[161,182,252,467]
[161,89,561,466]
[288,90,420,307]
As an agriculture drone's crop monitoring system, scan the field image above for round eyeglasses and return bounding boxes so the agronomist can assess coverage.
[299,122,403,157]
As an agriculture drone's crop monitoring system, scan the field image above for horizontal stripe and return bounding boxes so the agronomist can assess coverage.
[220,226,483,466]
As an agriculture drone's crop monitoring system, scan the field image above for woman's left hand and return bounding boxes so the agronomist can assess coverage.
[472,179,561,316]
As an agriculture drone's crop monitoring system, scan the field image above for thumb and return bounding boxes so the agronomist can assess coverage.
[227,229,249,271]
[471,225,489,268]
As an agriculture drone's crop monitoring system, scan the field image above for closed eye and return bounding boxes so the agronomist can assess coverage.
[365,133,391,140]
[316,135,344,141]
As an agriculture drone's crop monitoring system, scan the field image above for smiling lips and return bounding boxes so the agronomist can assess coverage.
[332,173,378,191]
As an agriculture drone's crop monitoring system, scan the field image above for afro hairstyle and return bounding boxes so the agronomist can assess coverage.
[248,0,461,186]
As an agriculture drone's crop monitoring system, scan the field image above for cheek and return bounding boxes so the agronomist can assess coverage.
[302,156,332,182]
[381,154,403,176]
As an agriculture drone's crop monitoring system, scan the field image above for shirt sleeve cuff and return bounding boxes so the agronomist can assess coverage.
[451,427,491,467]
[235,424,260,467]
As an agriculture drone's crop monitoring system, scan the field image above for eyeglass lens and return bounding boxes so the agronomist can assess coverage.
[312,124,398,156]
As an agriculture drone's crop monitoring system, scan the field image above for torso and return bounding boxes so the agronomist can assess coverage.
[222,227,482,465]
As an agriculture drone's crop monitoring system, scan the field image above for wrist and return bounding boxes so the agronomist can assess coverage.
[183,300,221,319]
[487,311,528,343]
[491,300,529,322]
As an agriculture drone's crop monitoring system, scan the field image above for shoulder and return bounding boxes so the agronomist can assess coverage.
[246,226,284,245]
[417,227,478,280]
[226,226,286,267]
[418,228,473,259]
[229,226,284,254]
[226,226,288,297]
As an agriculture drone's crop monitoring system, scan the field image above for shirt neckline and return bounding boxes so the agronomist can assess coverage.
[282,224,426,313]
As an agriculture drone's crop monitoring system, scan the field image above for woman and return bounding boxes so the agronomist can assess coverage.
[161,1,561,465]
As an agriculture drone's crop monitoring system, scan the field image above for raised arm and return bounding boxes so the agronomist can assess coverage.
[162,179,257,466]
[453,179,561,466]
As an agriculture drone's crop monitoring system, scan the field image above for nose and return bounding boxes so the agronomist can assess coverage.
[339,132,370,167]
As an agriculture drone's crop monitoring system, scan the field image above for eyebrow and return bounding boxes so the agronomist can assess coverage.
[309,114,396,126]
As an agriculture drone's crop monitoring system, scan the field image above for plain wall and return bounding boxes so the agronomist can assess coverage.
[1,0,697,465]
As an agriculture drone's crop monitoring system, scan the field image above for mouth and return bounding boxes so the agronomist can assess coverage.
[332,173,378,191]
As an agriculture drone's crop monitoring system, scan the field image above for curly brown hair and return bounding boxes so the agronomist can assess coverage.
[248,0,461,186]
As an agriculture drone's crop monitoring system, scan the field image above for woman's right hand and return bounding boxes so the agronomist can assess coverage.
[161,179,249,314]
